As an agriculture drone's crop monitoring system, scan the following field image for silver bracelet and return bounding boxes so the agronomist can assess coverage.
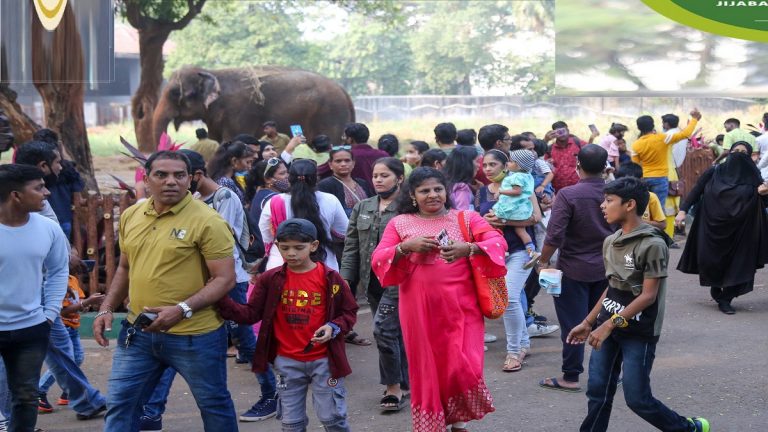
[95,310,113,319]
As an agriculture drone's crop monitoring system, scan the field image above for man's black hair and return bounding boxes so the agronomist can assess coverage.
[661,114,679,129]
[145,150,191,174]
[715,134,724,144]
[0,164,44,202]
[15,141,58,167]
[344,123,370,144]
[456,129,477,146]
[377,134,399,157]
[604,177,649,217]
[577,144,608,175]
[509,134,532,151]
[521,131,536,139]
[232,134,259,146]
[615,161,643,179]
[478,124,509,151]
[551,121,568,130]
[434,122,457,145]
[636,115,655,134]
[724,118,740,127]
[533,139,548,157]
[32,128,59,145]
[195,128,208,139]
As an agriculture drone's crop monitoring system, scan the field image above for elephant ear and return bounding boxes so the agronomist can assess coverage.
[198,71,220,109]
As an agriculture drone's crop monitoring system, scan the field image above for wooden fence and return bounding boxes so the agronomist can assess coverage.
[71,191,136,295]
[678,148,716,197]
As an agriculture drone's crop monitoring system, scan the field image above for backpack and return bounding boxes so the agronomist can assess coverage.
[209,187,264,271]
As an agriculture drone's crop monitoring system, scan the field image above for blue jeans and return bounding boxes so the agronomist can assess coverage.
[581,335,693,432]
[644,176,669,210]
[39,326,83,394]
[227,282,256,361]
[0,321,50,432]
[105,322,236,432]
[44,318,106,415]
[0,360,10,425]
[503,250,532,355]
[274,356,349,432]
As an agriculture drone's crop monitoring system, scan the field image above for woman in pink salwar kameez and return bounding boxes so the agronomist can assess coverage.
[372,167,508,432]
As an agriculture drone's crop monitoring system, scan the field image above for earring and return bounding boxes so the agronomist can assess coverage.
[412,198,417,207]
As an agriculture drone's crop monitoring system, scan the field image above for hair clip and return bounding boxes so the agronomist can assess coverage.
[297,175,306,182]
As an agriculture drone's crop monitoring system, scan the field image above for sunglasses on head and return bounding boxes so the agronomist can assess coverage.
[264,157,280,176]
[332,145,352,151]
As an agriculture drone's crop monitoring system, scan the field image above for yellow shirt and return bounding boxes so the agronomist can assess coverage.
[119,192,234,335]
[260,133,291,154]
[643,192,665,223]
[292,144,330,165]
[632,119,697,178]
[188,138,220,162]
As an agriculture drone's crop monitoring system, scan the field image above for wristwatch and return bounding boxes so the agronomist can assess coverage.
[177,302,193,319]
[611,313,628,328]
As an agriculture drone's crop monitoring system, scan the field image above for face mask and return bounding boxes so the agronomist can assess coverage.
[272,178,291,192]
[235,170,248,177]
[490,170,508,183]
[377,184,399,199]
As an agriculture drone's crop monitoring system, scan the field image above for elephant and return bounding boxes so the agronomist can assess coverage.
[152,66,355,147]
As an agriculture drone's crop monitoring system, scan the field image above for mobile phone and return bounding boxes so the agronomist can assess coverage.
[134,312,158,329]
[555,127,568,137]
[436,229,450,247]
[82,259,96,273]
[290,124,303,138]
[588,124,599,135]
[303,329,326,353]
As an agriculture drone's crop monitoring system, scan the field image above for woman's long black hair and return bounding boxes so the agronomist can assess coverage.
[288,159,328,262]
[207,140,252,183]
[443,145,477,186]
[396,167,453,214]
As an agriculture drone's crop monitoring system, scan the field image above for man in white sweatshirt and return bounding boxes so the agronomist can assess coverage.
[0,164,69,432]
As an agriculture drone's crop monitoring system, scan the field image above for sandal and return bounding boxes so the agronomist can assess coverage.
[503,353,522,372]
[520,347,529,363]
[380,391,407,412]
[538,377,581,393]
[345,331,372,346]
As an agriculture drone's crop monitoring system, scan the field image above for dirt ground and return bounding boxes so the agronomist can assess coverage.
[34,245,768,432]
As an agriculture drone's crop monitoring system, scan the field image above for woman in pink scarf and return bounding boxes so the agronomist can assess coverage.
[372,167,507,432]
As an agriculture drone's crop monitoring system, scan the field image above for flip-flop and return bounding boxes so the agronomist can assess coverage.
[345,332,372,346]
[380,393,407,412]
[539,377,581,393]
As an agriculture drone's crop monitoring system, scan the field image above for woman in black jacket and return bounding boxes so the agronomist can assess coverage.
[318,147,373,216]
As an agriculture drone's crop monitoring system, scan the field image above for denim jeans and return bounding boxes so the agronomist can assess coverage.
[0,321,50,432]
[0,360,9,426]
[39,325,83,394]
[581,335,693,432]
[503,250,532,355]
[553,276,607,383]
[105,322,236,432]
[644,176,669,210]
[372,293,409,390]
[227,282,256,362]
[273,356,349,432]
[43,318,106,415]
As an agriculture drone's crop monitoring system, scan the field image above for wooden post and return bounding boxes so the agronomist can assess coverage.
[103,193,116,291]
[85,191,100,295]
[71,191,84,255]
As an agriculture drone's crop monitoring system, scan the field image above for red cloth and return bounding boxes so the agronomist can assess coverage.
[546,137,582,192]
[217,263,359,378]
[474,157,491,185]
[372,210,506,431]
[273,264,328,361]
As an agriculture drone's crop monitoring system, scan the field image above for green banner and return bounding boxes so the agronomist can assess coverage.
[643,0,768,41]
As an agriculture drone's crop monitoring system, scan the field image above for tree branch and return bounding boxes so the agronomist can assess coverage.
[124,0,146,30]
[166,0,206,31]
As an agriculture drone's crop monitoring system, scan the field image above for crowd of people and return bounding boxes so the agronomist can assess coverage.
[3,110,768,432]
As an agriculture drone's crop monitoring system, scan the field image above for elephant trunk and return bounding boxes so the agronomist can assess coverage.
[151,98,178,149]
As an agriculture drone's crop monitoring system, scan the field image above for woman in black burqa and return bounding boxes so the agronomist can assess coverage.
[675,141,768,314]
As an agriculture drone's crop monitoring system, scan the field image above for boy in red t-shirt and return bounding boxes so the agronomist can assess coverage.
[219,218,358,432]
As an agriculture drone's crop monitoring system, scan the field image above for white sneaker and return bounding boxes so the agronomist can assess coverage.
[484,333,498,343]
[484,345,489,352]
[527,322,559,337]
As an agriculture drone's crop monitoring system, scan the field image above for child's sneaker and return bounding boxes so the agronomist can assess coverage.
[687,417,710,432]
[523,249,541,269]
[139,415,163,431]
[239,396,277,422]
[57,392,69,406]
[38,393,53,413]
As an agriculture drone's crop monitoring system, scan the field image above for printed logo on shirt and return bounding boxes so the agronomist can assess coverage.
[281,289,322,307]
[624,253,635,270]
[602,297,641,321]
[170,228,187,240]
[332,284,340,296]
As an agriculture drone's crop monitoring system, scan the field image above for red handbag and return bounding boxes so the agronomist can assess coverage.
[458,211,508,319]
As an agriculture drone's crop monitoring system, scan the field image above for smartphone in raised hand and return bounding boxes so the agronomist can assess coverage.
[290,124,303,138]
[588,124,599,136]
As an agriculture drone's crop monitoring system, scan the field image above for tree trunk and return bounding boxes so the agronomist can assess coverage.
[0,84,40,147]
[132,26,171,153]
[30,0,97,191]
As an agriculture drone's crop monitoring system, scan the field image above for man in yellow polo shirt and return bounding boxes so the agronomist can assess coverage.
[93,151,238,432]
[631,108,701,210]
